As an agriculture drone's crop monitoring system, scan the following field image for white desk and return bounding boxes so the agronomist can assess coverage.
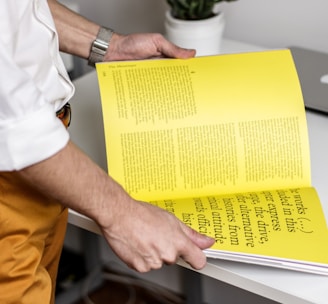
[68,39,328,304]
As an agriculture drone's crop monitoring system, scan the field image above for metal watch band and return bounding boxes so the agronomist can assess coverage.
[88,27,114,67]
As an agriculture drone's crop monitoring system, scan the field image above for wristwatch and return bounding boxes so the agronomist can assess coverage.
[88,26,114,67]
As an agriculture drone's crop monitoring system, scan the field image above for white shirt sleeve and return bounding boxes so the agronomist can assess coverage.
[0,0,75,171]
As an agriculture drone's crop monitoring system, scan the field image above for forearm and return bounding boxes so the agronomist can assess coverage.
[18,141,130,228]
[48,0,100,59]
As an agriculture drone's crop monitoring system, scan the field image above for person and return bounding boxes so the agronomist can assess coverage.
[0,0,215,303]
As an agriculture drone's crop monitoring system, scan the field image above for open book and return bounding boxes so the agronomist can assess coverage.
[95,50,328,275]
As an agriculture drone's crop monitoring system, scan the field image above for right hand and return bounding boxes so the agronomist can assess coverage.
[99,198,215,272]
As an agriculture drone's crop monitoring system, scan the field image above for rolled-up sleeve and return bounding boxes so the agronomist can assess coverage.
[0,0,74,171]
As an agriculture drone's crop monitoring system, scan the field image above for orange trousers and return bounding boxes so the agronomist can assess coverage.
[0,172,68,304]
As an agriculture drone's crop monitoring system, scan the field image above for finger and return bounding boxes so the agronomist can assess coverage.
[165,44,196,59]
[179,242,208,270]
[172,226,214,269]
[142,252,164,270]
[155,35,196,59]
[181,223,215,249]
[121,252,163,273]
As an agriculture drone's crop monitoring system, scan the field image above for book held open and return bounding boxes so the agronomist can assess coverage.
[95,50,328,275]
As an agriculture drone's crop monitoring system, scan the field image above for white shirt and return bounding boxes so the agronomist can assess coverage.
[0,0,75,170]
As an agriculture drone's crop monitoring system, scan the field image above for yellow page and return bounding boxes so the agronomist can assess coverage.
[150,187,328,266]
[96,50,311,201]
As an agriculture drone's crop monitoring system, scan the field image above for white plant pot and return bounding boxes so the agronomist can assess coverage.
[164,10,225,57]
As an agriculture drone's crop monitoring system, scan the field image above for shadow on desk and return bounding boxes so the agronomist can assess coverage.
[71,264,186,304]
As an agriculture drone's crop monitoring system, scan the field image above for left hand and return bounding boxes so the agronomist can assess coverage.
[104,32,196,61]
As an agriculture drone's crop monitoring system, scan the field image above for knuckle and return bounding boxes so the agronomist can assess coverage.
[163,251,178,265]
[135,263,151,273]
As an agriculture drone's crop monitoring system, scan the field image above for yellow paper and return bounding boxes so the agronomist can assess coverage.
[96,50,328,274]
[97,50,311,201]
[150,187,328,265]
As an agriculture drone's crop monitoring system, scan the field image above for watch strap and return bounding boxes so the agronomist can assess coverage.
[88,27,114,67]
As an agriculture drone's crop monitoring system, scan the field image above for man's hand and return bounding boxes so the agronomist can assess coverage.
[104,33,196,61]
[100,199,215,272]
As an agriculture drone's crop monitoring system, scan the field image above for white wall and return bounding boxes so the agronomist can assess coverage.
[76,0,168,34]
[221,0,328,52]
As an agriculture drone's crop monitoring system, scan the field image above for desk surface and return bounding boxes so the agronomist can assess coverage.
[68,39,328,304]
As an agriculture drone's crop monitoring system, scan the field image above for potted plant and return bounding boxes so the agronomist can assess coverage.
[164,0,238,56]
